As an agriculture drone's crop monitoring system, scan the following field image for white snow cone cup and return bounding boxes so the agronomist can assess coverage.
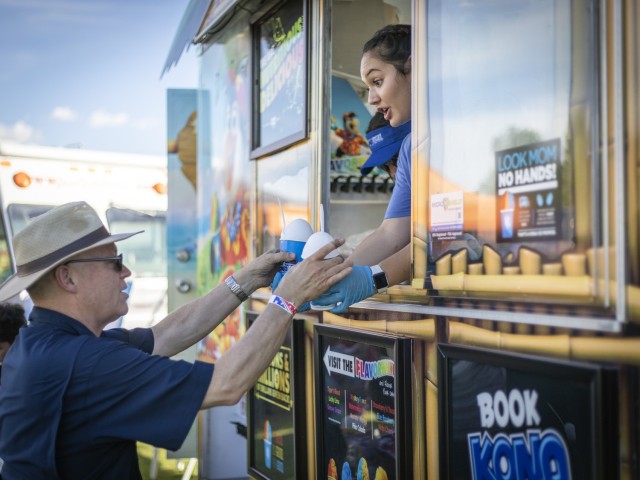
[301,232,341,311]
[279,219,313,274]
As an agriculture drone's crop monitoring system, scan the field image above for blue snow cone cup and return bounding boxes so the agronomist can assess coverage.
[279,239,306,268]
[279,219,314,274]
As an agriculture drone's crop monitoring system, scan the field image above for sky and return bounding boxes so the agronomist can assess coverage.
[0,0,199,156]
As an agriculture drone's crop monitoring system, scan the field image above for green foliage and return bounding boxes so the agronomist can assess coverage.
[137,443,197,480]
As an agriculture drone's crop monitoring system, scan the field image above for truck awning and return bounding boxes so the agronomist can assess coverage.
[161,0,210,77]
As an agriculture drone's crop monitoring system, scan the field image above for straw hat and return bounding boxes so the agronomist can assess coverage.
[0,201,141,302]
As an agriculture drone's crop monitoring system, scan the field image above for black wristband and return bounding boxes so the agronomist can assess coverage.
[370,265,389,294]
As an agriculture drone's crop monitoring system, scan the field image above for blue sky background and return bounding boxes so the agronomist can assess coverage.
[0,0,199,155]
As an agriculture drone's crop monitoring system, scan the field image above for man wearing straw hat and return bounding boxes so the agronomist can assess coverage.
[0,201,350,479]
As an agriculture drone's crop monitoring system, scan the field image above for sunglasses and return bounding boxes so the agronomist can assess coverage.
[65,253,124,272]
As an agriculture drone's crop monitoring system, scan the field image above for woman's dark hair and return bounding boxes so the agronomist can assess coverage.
[0,303,26,344]
[362,24,411,75]
[366,111,389,134]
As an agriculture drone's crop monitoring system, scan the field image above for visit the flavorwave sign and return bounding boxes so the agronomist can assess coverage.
[314,325,413,480]
[438,345,618,480]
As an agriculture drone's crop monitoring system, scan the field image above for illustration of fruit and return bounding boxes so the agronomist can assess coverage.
[374,467,388,480]
[328,458,337,480]
[341,461,352,480]
[356,458,369,480]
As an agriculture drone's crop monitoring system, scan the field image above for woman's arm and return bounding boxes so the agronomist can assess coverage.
[378,243,411,287]
[349,216,411,267]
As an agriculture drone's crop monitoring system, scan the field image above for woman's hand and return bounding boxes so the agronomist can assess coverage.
[308,265,375,312]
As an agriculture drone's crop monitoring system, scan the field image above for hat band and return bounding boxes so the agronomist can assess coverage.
[17,226,111,276]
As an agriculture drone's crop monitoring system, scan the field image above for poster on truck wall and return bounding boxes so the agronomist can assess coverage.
[167,89,198,311]
[314,325,414,480]
[194,21,252,479]
[247,315,306,479]
[252,0,308,158]
[166,88,199,459]
[329,76,372,176]
[438,344,619,480]
[495,139,561,242]
[196,28,251,363]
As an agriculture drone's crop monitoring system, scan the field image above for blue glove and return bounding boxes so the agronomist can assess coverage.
[311,265,374,313]
[270,271,310,313]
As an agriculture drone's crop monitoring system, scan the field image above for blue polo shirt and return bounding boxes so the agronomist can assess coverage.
[0,307,214,479]
[385,133,412,219]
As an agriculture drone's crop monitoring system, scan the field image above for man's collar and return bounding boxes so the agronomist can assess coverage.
[29,307,95,337]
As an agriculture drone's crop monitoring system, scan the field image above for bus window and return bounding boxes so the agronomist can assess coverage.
[0,213,12,283]
[106,208,167,278]
[7,204,54,236]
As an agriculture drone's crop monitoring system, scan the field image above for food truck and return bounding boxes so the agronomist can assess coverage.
[166,0,639,478]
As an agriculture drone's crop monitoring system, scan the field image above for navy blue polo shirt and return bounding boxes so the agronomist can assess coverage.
[0,307,214,479]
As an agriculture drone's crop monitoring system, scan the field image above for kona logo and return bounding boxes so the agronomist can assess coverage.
[468,430,571,480]
[469,390,571,479]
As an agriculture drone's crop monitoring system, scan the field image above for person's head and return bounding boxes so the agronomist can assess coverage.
[0,202,140,331]
[342,112,358,132]
[361,24,411,127]
[360,111,411,179]
[0,303,26,362]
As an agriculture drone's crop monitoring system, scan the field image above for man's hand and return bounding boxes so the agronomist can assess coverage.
[270,271,311,312]
[202,239,351,408]
[274,239,352,310]
[233,250,296,295]
[310,265,375,313]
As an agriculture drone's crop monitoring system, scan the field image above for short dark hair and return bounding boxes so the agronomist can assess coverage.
[363,24,411,75]
[366,111,389,134]
[0,303,27,344]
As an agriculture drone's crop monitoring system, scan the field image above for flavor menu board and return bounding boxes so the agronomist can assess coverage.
[248,315,306,479]
[315,325,413,480]
[438,344,619,480]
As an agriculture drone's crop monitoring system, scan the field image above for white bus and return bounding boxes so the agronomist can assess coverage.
[0,142,168,328]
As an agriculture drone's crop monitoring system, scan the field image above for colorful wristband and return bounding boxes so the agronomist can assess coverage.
[269,294,297,316]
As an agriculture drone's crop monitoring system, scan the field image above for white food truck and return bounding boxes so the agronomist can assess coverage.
[0,142,168,328]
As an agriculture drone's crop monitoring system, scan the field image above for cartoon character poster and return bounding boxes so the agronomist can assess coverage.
[166,88,200,459]
[167,89,198,313]
[330,77,372,175]
[196,26,252,362]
